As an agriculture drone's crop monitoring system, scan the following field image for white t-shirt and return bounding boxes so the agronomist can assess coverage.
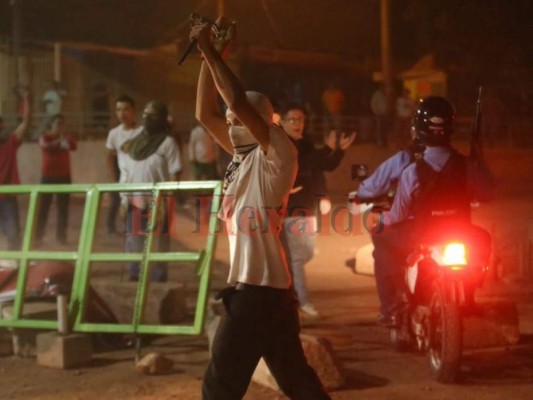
[220,125,297,289]
[121,136,182,184]
[105,124,143,183]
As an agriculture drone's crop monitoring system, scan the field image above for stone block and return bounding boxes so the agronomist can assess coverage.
[135,352,174,375]
[36,332,92,369]
[1,301,59,357]
[252,334,345,391]
[463,300,521,349]
[0,329,13,356]
[90,280,187,325]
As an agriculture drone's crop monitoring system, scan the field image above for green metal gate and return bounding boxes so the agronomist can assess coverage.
[0,181,222,336]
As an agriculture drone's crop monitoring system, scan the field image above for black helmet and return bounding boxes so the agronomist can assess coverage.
[412,96,456,145]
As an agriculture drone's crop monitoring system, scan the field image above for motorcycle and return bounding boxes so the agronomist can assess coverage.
[348,164,489,383]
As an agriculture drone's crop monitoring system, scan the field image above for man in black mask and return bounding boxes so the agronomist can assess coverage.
[120,101,182,282]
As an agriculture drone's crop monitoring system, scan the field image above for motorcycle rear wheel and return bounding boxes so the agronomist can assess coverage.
[428,285,462,383]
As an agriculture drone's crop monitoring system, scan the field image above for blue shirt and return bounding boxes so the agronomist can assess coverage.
[358,150,412,199]
[384,146,494,225]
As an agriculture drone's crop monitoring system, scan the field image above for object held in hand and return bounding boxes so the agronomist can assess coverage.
[178,13,235,65]
[212,18,236,54]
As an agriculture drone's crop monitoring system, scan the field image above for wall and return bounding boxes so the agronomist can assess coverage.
[18,140,110,184]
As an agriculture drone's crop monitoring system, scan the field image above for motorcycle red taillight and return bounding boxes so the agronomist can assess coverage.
[442,242,467,269]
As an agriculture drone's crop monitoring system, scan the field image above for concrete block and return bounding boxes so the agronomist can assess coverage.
[90,280,187,325]
[463,300,521,349]
[36,332,92,369]
[252,334,345,391]
[0,329,13,356]
[1,301,59,357]
[135,352,174,375]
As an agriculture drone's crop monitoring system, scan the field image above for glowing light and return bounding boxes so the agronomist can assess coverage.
[442,242,467,267]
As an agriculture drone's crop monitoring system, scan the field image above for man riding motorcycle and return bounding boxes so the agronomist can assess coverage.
[357,96,494,326]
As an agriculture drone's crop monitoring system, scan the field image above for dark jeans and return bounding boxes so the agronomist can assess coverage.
[0,196,21,250]
[35,176,71,243]
[106,191,122,233]
[202,284,331,400]
[372,222,412,317]
[125,198,171,282]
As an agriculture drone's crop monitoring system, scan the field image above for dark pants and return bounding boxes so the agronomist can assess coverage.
[372,222,412,317]
[202,284,331,400]
[125,198,171,282]
[35,176,71,243]
[0,197,21,250]
[106,191,122,233]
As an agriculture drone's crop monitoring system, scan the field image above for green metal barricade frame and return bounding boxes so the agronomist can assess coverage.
[0,181,222,336]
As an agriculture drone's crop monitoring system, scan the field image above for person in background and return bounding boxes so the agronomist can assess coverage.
[188,124,219,180]
[121,101,182,282]
[394,88,416,147]
[37,80,66,136]
[0,87,31,250]
[370,84,389,148]
[280,102,355,319]
[105,95,142,236]
[321,79,345,137]
[35,114,77,245]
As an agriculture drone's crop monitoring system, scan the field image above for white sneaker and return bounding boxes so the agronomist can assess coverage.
[299,303,320,318]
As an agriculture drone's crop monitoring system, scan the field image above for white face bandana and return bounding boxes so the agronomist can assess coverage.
[228,125,258,155]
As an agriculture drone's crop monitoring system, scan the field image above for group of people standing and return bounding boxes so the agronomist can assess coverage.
[0,87,77,249]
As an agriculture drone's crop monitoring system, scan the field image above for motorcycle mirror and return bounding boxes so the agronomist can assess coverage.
[351,164,369,181]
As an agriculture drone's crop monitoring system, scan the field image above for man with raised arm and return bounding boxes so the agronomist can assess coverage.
[0,87,31,250]
[190,16,331,400]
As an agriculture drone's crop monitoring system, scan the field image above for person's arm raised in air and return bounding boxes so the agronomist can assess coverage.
[191,20,270,153]
[13,87,31,142]
[195,56,233,154]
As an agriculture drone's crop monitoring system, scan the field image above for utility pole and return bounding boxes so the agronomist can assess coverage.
[217,0,225,16]
[380,0,394,117]
[10,0,21,84]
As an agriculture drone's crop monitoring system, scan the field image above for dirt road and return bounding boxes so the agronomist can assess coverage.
[1,143,532,399]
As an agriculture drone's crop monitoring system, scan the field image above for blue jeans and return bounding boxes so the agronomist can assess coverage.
[0,197,21,250]
[125,197,171,282]
[106,191,122,234]
[282,216,317,306]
